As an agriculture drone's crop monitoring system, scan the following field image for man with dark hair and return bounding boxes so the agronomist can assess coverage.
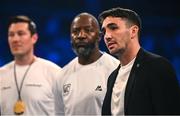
[99,7,180,115]
[53,12,119,115]
[7,15,37,35]
[0,15,62,115]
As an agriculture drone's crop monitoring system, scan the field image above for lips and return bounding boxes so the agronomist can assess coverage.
[107,42,116,49]
[76,42,87,48]
[11,44,22,49]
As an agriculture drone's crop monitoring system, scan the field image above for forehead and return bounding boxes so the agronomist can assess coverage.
[71,15,95,28]
[102,17,126,28]
[9,22,29,31]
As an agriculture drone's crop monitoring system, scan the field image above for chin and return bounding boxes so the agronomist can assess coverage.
[109,49,121,56]
[109,50,116,55]
[108,48,116,54]
[12,52,24,57]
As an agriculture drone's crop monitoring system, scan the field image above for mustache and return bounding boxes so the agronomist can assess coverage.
[72,40,88,47]
[71,41,96,57]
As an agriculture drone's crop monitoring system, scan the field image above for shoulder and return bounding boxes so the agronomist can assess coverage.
[62,57,78,70]
[53,58,78,91]
[138,49,176,77]
[99,52,120,71]
[33,57,62,77]
[0,61,14,82]
[57,57,78,81]
[137,48,171,66]
[142,49,173,68]
[0,61,14,73]
[97,52,120,78]
[101,52,119,66]
[35,57,62,70]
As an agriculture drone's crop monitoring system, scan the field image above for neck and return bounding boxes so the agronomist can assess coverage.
[119,44,140,66]
[78,49,102,65]
[15,54,35,65]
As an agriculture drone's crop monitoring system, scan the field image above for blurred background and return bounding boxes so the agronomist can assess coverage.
[0,0,179,84]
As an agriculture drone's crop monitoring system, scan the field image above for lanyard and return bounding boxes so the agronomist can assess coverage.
[13,63,33,100]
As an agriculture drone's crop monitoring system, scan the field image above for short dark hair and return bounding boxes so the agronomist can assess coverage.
[8,15,37,35]
[98,7,142,37]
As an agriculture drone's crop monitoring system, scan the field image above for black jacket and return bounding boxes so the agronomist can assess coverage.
[102,48,180,115]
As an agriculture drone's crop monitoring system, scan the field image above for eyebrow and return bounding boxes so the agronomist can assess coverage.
[107,23,117,28]
[102,22,117,29]
[101,22,118,32]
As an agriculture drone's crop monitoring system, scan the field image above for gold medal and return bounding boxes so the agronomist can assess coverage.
[13,60,34,115]
[14,100,25,115]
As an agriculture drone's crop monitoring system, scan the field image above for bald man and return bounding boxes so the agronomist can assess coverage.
[53,13,119,115]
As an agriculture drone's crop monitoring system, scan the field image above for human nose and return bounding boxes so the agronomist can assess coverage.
[9,34,20,42]
[77,30,86,39]
[104,31,112,42]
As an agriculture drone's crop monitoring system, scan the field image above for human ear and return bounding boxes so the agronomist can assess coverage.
[32,33,38,44]
[130,25,139,39]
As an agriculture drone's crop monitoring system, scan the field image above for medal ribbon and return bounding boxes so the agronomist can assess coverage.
[14,62,33,100]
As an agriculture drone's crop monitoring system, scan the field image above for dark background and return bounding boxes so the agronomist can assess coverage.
[0,0,180,84]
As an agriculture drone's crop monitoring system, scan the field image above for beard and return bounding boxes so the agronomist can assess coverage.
[71,41,96,58]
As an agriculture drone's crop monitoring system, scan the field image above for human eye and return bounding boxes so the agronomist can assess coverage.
[18,31,26,36]
[108,23,119,30]
[109,24,118,30]
[8,32,14,37]
[84,27,93,33]
[72,28,80,34]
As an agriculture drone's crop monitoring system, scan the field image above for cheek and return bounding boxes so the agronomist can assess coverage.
[91,33,99,42]
[117,30,129,39]
[123,31,131,40]
[71,33,77,39]
[8,39,13,48]
[8,39,11,44]
[71,35,77,43]
[23,39,33,47]
[91,32,97,36]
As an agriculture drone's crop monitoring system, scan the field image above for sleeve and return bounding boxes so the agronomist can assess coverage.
[148,57,180,114]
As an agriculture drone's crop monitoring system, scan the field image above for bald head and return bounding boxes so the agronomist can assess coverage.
[71,12,100,32]
[70,12,101,58]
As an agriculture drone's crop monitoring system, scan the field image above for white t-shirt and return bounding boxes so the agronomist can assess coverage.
[53,52,119,115]
[111,57,135,115]
[0,57,62,115]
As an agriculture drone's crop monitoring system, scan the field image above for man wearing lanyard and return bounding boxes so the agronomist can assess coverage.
[0,15,62,115]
